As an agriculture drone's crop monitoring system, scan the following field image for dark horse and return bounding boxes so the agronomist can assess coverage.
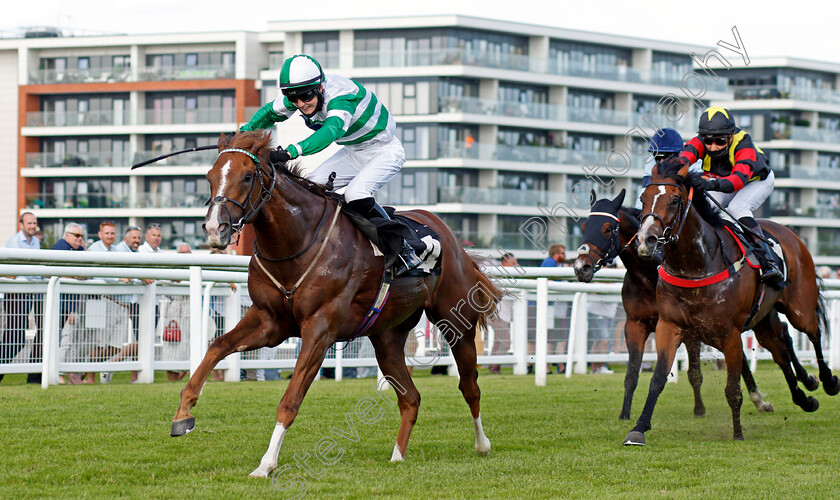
[573,189,774,420]
[171,131,500,476]
[626,163,840,445]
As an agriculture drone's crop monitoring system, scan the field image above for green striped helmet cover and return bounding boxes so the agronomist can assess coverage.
[278,55,324,90]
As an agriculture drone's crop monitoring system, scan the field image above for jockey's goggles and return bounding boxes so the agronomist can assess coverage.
[702,135,730,146]
[283,87,319,103]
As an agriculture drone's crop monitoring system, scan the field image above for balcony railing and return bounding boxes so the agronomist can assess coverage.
[138,192,209,209]
[789,126,840,144]
[436,140,647,169]
[26,110,132,127]
[354,48,728,91]
[29,67,132,85]
[26,152,132,169]
[26,107,237,128]
[733,85,840,105]
[137,64,234,82]
[438,96,631,126]
[26,149,217,169]
[26,192,130,210]
[141,107,236,125]
[777,164,840,183]
[437,186,567,207]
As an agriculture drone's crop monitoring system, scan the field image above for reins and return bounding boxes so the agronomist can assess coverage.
[206,148,277,235]
[640,182,694,250]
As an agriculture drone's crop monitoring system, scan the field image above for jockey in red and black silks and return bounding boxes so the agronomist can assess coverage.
[659,106,783,285]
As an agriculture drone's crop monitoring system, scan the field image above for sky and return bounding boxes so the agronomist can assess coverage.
[2,0,839,65]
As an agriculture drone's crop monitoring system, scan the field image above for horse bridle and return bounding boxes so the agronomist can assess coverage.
[577,211,623,272]
[639,182,694,250]
[206,148,277,235]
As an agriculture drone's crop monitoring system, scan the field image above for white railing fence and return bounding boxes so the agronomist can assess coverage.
[1,248,839,388]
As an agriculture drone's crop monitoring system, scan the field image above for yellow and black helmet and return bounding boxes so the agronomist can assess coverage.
[698,107,736,135]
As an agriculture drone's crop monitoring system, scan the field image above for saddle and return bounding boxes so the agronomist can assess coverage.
[326,192,443,277]
[721,221,788,287]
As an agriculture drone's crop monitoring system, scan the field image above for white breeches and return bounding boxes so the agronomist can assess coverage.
[708,170,775,220]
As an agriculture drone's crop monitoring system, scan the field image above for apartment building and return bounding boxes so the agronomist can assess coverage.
[0,17,759,262]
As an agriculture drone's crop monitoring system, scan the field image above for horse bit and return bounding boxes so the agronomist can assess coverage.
[577,211,624,272]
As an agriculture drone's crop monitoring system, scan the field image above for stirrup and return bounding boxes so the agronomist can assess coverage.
[760,266,783,284]
[394,242,422,276]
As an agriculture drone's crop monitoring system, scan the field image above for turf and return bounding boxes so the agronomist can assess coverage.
[1,364,838,499]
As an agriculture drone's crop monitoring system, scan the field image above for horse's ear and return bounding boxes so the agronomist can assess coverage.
[612,188,626,209]
[677,166,689,178]
[590,189,597,207]
[218,133,230,149]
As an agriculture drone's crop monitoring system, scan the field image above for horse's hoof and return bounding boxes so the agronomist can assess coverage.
[249,465,274,478]
[170,417,196,437]
[804,396,819,412]
[475,439,491,456]
[823,376,840,396]
[804,374,820,392]
[759,403,775,413]
[623,431,645,446]
[694,409,706,418]
[618,414,630,421]
[733,434,744,441]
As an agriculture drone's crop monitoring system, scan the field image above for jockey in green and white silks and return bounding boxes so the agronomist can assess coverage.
[241,54,420,272]
[241,54,405,208]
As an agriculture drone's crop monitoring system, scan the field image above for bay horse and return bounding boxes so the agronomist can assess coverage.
[171,131,500,476]
[626,163,839,445]
[573,189,774,421]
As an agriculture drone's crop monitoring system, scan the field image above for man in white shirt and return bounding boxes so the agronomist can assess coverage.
[86,221,117,252]
[138,223,163,253]
[1,212,42,383]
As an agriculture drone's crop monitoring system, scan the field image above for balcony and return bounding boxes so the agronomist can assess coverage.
[437,186,567,207]
[29,67,132,85]
[435,140,646,170]
[138,192,208,209]
[138,64,234,81]
[26,192,129,210]
[25,191,208,210]
[789,126,840,144]
[26,110,132,127]
[26,149,217,169]
[777,164,840,183]
[354,49,728,91]
[26,107,236,128]
[733,85,840,106]
[437,96,631,126]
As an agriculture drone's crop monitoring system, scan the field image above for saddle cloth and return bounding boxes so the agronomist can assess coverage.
[339,201,442,276]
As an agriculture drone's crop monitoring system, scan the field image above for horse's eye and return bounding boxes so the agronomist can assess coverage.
[669,197,680,207]
[243,173,253,182]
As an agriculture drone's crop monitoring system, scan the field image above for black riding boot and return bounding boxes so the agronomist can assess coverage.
[739,217,782,284]
[349,197,422,274]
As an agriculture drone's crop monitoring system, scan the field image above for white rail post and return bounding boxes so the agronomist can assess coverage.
[831,299,840,371]
[568,292,589,376]
[535,277,548,386]
[223,284,242,382]
[42,277,61,388]
[512,289,528,375]
[189,266,204,378]
[335,343,344,381]
[137,281,157,383]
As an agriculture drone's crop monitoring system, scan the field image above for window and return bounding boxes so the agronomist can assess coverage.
[77,57,90,70]
[185,53,198,66]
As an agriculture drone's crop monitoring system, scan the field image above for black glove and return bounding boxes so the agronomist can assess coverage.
[658,156,689,172]
[686,172,719,192]
[269,148,291,165]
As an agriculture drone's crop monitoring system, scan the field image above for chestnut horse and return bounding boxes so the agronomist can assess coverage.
[573,189,774,420]
[171,131,500,476]
[626,163,839,445]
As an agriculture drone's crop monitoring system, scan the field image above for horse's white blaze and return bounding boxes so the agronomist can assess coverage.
[216,160,232,198]
[473,414,491,455]
[390,444,404,462]
[249,423,287,478]
[638,186,666,254]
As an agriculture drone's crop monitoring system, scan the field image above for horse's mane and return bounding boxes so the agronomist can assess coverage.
[229,131,328,197]
[622,207,641,223]
[655,162,725,228]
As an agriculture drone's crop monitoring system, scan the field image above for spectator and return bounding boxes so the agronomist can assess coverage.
[0,212,43,384]
[53,223,86,385]
[489,252,517,374]
[86,221,117,252]
[209,247,237,382]
[91,226,142,384]
[139,223,163,254]
[587,299,618,374]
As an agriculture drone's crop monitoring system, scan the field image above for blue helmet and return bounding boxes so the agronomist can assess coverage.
[648,128,684,154]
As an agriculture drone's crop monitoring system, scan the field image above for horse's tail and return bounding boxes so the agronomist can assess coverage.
[467,254,503,333]
[816,276,830,338]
